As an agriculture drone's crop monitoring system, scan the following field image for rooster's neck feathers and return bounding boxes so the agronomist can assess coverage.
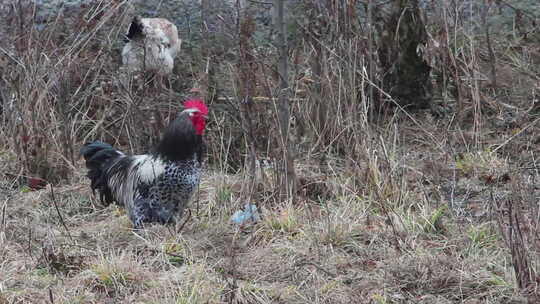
[154,111,202,162]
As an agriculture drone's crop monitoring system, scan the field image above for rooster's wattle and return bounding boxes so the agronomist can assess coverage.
[80,100,208,229]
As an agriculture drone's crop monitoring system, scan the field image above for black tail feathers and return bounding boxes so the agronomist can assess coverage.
[125,16,144,42]
[80,141,123,205]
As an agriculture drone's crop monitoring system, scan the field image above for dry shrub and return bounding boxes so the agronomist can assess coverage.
[495,180,540,300]
[0,1,190,186]
[387,254,513,301]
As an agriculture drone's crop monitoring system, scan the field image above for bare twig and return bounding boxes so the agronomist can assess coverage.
[295,260,337,278]
[48,288,54,304]
[50,184,74,243]
[176,208,192,234]
[482,1,496,87]
[0,198,7,234]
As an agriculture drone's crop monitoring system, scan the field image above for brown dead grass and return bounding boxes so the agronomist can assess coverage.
[1,139,537,303]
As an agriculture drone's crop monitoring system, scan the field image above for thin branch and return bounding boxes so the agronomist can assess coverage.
[176,208,192,234]
[48,288,54,304]
[50,184,74,242]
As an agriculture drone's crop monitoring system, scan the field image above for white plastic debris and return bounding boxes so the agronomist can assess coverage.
[231,204,260,225]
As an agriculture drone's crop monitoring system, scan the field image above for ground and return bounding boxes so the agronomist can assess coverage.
[1,114,539,303]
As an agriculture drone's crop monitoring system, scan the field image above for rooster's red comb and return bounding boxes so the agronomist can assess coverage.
[183,99,208,116]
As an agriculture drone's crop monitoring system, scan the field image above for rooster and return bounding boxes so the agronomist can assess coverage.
[122,16,181,75]
[80,100,208,229]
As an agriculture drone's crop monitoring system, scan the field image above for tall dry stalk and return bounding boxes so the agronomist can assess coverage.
[273,0,296,200]
[201,0,218,103]
[236,4,258,203]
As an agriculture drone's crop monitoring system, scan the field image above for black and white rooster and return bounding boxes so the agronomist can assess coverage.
[80,100,208,229]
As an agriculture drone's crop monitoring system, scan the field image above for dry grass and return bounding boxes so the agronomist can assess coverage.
[1,0,540,303]
[1,144,538,303]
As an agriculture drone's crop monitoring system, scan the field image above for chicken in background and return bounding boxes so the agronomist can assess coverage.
[121,16,181,76]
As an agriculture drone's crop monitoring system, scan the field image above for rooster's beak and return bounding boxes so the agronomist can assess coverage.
[182,108,207,119]
[182,108,200,115]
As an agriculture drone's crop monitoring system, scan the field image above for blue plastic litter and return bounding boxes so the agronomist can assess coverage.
[231,204,260,225]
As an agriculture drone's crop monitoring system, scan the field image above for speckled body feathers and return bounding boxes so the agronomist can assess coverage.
[127,154,200,227]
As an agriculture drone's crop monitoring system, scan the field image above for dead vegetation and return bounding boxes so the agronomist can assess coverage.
[1,0,540,303]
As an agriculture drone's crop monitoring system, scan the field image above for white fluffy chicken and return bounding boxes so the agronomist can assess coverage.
[121,16,181,75]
